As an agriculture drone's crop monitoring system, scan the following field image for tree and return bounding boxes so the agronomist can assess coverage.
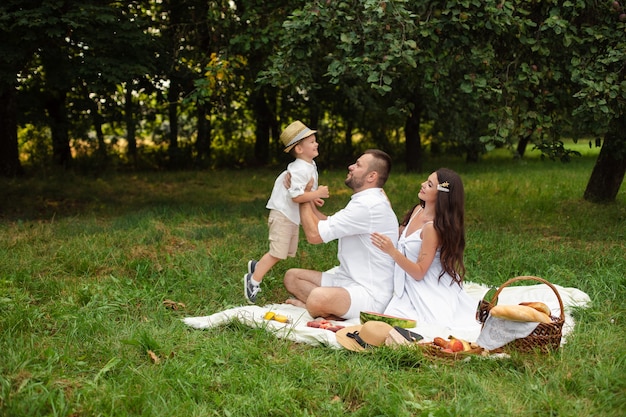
[585,117,626,202]
[0,0,156,173]
[0,1,44,176]
[262,0,625,200]
[260,1,426,167]
[0,87,21,176]
[569,1,626,202]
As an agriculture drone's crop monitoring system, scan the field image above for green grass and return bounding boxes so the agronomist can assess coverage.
[1,153,625,416]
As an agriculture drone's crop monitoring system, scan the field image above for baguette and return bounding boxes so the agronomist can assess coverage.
[490,304,552,324]
[519,301,551,317]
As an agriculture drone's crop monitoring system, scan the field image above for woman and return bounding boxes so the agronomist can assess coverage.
[370,168,478,331]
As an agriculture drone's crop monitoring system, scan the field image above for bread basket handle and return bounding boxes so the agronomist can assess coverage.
[486,276,565,320]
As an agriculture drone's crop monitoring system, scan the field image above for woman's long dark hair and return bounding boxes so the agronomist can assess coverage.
[399,168,466,285]
[434,168,466,285]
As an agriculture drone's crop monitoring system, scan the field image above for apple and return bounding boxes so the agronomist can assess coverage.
[449,339,465,352]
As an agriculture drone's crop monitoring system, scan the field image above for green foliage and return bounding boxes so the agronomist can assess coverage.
[261,0,626,162]
[0,159,624,416]
[1,1,625,200]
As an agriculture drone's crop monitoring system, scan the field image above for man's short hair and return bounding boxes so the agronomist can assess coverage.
[364,149,392,187]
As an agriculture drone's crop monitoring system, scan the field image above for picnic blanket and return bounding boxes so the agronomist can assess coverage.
[183,281,590,349]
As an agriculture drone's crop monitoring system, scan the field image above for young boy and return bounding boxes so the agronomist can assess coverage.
[244,121,329,304]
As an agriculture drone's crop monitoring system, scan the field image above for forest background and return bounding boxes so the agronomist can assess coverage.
[1,0,625,202]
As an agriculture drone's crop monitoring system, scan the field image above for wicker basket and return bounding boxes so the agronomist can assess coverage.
[478,276,565,353]
[419,343,484,360]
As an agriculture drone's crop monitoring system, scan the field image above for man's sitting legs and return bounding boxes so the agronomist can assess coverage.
[306,286,351,320]
[284,268,352,319]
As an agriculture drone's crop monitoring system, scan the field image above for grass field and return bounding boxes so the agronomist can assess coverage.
[1,151,625,416]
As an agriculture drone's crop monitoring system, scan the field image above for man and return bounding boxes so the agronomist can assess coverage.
[284,149,399,320]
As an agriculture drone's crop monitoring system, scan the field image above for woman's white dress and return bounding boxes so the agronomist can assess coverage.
[383,214,480,334]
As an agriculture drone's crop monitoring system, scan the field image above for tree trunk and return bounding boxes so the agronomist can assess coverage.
[583,117,626,203]
[465,147,480,163]
[252,87,273,165]
[0,86,24,177]
[405,94,423,172]
[46,91,72,168]
[91,99,108,164]
[344,119,354,157]
[195,101,211,167]
[270,104,280,155]
[373,127,391,153]
[167,84,180,168]
[516,134,530,158]
[125,86,137,168]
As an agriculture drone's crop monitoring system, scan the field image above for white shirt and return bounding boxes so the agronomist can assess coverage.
[266,158,318,225]
[318,188,398,307]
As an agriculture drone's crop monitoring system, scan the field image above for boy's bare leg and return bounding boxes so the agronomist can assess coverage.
[252,252,280,283]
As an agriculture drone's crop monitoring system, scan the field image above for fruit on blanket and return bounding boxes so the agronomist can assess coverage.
[360,311,417,328]
[326,326,344,332]
[448,336,472,352]
[448,339,464,352]
[519,301,551,317]
[306,319,344,332]
[263,311,290,323]
[461,340,471,351]
[431,336,474,353]
[490,304,552,323]
[273,314,289,323]
[433,337,449,349]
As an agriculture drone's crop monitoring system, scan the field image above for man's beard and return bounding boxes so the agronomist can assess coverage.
[345,173,365,190]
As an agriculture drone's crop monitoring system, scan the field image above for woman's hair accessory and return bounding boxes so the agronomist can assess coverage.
[437,181,450,192]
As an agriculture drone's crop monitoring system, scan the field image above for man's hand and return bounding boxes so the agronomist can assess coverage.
[283,172,292,189]
[304,177,314,192]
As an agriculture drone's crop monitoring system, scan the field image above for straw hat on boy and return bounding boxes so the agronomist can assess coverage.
[281,121,317,153]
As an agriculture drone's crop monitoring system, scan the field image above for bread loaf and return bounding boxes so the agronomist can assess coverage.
[519,301,551,317]
[490,304,552,324]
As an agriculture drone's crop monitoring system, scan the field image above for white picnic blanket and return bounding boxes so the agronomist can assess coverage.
[183,281,591,349]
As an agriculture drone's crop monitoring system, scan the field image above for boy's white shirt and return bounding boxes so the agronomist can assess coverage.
[266,158,318,225]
